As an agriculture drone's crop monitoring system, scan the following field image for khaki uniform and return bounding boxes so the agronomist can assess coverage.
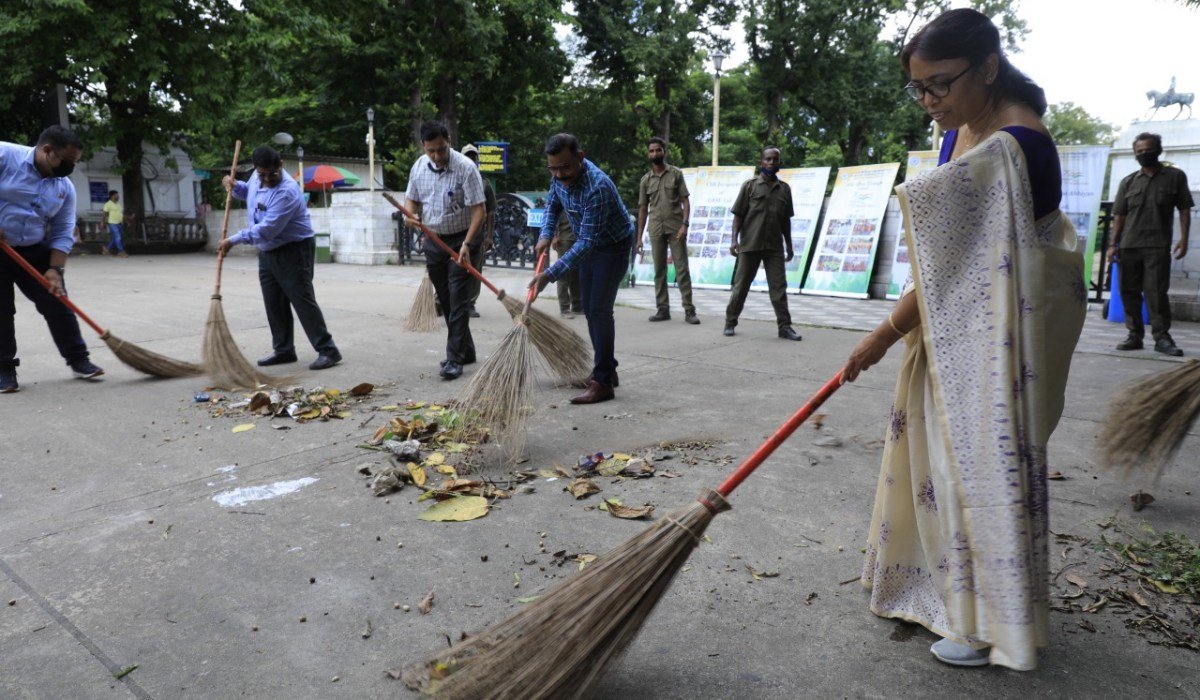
[553,215,581,313]
[468,179,498,308]
[725,174,794,328]
[1113,165,1193,341]
[638,165,693,313]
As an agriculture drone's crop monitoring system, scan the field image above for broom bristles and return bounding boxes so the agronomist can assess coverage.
[101,331,204,378]
[500,296,591,385]
[455,323,536,461]
[202,295,280,389]
[404,274,441,333]
[1098,358,1200,481]
[401,489,730,699]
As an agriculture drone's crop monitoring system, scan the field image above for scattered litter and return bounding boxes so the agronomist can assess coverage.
[813,436,843,448]
[418,591,435,615]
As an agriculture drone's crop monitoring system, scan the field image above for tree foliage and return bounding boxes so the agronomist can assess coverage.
[1044,102,1118,146]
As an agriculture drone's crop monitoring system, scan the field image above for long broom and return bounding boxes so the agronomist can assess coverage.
[403,273,440,332]
[0,239,203,378]
[401,370,845,698]
[202,140,277,389]
[1098,358,1200,482]
[455,252,550,461]
[382,193,590,384]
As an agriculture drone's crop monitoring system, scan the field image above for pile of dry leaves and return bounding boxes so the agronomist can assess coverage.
[1051,519,1199,651]
[197,382,377,424]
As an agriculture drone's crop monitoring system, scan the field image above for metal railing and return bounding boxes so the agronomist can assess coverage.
[392,196,538,268]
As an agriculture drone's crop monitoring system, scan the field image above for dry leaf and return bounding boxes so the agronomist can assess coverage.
[811,413,827,429]
[612,452,633,460]
[370,424,389,445]
[425,453,446,466]
[1081,597,1107,613]
[575,554,598,571]
[1151,580,1181,594]
[745,564,781,581]
[1065,573,1089,589]
[596,458,626,477]
[1130,491,1155,511]
[435,465,457,476]
[418,591,435,614]
[620,457,655,478]
[1046,470,1065,480]
[603,499,654,519]
[326,388,343,398]
[1077,619,1096,633]
[568,478,600,500]
[248,392,272,412]
[407,463,427,487]
[232,423,255,434]
[418,495,489,522]
[1130,590,1151,607]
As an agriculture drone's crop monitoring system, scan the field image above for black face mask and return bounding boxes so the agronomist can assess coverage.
[1136,152,1160,168]
[650,156,665,165]
[52,159,75,177]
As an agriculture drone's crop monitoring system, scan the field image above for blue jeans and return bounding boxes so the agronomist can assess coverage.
[577,237,632,386]
[106,224,124,253]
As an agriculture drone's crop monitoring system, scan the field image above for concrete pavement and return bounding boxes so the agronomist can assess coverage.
[1,253,1197,699]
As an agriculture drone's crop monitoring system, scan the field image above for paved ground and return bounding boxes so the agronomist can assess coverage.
[1,253,1197,699]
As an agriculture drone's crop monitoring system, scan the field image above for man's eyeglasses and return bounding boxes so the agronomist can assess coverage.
[904,64,973,101]
[546,164,576,174]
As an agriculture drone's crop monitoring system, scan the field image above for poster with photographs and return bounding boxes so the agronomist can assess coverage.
[632,166,754,289]
[746,166,831,292]
[1058,145,1110,286]
[886,150,941,299]
[801,162,900,298]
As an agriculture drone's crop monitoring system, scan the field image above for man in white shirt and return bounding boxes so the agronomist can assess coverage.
[404,121,487,380]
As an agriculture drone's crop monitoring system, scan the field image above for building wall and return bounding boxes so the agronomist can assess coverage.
[73,145,198,221]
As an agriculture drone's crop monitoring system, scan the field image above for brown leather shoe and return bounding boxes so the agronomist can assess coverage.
[569,379,614,404]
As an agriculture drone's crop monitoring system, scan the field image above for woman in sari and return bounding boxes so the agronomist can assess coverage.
[841,9,1086,671]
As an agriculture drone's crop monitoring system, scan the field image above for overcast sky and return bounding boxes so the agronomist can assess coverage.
[710,0,1198,129]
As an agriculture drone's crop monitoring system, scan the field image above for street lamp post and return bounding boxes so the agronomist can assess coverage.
[296,145,304,192]
[366,107,376,193]
[711,51,725,167]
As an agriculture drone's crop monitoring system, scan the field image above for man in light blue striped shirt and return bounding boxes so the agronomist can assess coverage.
[0,126,103,393]
[530,133,634,404]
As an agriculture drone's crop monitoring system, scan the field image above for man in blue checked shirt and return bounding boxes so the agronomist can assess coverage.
[0,126,104,393]
[530,133,634,404]
[219,146,341,371]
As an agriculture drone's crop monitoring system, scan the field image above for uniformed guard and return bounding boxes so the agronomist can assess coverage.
[723,146,802,341]
[635,136,698,324]
[552,214,582,318]
[1109,131,1192,356]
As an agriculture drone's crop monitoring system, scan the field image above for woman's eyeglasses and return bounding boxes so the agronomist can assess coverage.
[904,64,973,101]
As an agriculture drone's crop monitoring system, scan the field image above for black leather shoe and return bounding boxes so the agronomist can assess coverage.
[648,309,671,322]
[1155,338,1184,357]
[258,352,298,366]
[309,352,342,370]
[1115,335,1143,351]
[778,326,803,341]
[440,361,463,380]
[468,306,480,318]
[723,324,735,337]
[684,312,700,325]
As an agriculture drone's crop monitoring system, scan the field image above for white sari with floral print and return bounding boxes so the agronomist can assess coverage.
[860,131,1086,671]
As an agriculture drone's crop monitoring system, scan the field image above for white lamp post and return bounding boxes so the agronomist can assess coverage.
[711,50,725,167]
[366,107,376,193]
[296,145,304,192]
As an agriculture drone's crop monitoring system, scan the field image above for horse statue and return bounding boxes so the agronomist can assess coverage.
[1145,87,1194,120]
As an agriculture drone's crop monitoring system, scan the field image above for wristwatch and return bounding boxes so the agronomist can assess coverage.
[48,265,65,274]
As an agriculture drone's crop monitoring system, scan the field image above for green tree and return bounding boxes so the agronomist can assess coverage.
[0,0,236,220]
[1044,102,1117,146]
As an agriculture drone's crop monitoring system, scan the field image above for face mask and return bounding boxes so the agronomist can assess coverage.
[52,159,75,177]
[761,166,779,177]
[1136,152,1159,168]
[651,156,665,165]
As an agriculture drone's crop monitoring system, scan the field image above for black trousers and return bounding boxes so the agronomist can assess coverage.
[1118,247,1173,341]
[0,242,89,369]
[425,231,482,364]
[258,238,338,356]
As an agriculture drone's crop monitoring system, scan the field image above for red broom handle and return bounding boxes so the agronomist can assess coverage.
[521,252,548,315]
[381,193,505,297]
[213,140,243,295]
[715,370,845,497]
[0,240,106,336]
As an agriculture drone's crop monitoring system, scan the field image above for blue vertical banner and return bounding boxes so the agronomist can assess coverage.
[477,142,509,174]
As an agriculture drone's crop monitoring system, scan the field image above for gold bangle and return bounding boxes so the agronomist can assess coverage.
[886,312,904,337]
